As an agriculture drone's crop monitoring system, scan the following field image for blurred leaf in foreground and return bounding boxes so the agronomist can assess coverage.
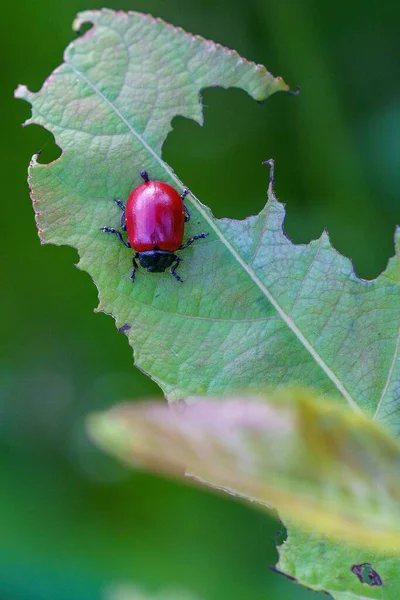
[88,388,400,552]
[106,583,202,600]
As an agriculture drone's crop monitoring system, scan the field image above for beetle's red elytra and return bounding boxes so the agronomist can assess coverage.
[101,170,208,283]
[126,179,185,252]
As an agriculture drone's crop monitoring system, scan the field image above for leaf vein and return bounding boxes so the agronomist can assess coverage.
[67,59,362,413]
[374,322,400,419]
[289,235,325,316]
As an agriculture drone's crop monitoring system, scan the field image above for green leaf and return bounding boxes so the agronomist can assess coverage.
[87,388,400,552]
[277,524,399,599]
[15,10,399,420]
[16,9,400,596]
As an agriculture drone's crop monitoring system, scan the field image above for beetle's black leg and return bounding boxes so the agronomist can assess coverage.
[114,199,125,211]
[170,256,183,283]
[181,189,191,222]
[131,253,139,282]
[179,232,208,250]
[184,205,190,222]
[140,170,150,183]
[100,227,131,248]
[114,199,127,231]
[120,211,127,231]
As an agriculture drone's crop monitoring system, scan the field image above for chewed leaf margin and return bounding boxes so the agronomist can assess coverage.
[14,8,400,423]
[72,9,288,102]
[14,8,293,400]
[15,9,400,600]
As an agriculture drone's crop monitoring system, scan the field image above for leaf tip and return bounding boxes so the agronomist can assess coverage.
[14,83,31,101]
[274,75,291,93]
[72,10,96,34]
[263,158,280,202]
[86,410,133,460]
[320,228,330,243]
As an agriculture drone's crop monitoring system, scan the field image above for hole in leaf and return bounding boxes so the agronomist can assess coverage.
[163,86,297,221]
[273,527,287,547]
[75,21,94,37]
[35,130,62,164]
[16,122,62,166]
[351,563,383,586]
[164,85,393,280]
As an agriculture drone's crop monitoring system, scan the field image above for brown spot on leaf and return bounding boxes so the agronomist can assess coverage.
[351,563,383,586]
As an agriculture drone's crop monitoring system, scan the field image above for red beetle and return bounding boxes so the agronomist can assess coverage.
[101,171,208,282]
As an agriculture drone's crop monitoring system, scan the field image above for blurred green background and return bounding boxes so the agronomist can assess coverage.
[3,0,399,598]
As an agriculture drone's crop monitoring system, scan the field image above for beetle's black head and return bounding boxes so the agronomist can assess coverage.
[138,250,176,273]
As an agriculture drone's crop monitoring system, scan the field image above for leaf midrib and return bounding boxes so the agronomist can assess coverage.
[374,324,400,419]
[67,60,363,414]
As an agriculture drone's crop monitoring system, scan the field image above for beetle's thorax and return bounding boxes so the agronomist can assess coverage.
[138,250,176,272]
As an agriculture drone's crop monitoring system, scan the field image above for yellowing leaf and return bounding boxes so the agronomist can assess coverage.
[88,388,400,552]
[105,583,202,600]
